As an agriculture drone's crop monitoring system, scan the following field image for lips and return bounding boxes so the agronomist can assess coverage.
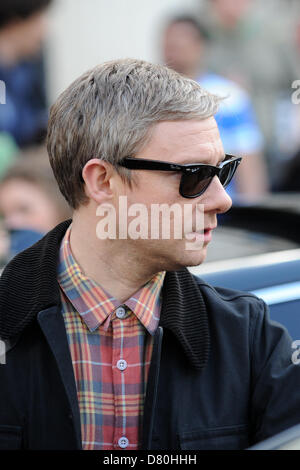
[185,225,216,244]
[204,225,217,232]
[203,225,217,241]
[203,229,213,243]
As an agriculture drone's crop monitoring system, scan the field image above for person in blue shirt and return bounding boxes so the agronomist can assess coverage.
[162,15,269,202]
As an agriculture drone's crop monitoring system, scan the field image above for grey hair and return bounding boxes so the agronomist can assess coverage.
[47,58,222,209]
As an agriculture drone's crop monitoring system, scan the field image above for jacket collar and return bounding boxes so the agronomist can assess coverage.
[0,220,210,370]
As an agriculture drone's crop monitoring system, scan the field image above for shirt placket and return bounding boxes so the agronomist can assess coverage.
[112,306,130,450]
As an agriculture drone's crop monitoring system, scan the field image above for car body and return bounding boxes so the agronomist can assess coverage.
[189,194,300,339]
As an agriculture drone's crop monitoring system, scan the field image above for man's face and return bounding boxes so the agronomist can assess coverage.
[111,118,232,272]
[162,22,204,77]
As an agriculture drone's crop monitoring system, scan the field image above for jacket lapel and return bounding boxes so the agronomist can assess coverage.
[37,306,82,449]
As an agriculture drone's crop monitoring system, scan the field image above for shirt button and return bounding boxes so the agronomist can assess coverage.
[117,359,127,371]
[116,306,126,319]
[118,436,129,448]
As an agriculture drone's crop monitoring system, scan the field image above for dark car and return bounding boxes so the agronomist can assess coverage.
[189,193,300,339]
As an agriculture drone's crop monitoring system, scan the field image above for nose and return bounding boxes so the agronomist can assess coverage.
[200,176,232,214]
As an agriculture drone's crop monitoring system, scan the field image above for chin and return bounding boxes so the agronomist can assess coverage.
[171,246,208,270]
[184,251,207,268]
[146,240,208,272]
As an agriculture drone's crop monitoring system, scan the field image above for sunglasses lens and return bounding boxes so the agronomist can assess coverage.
[180,160,240,197]
[219,160,238,187]
[180,167,214,197]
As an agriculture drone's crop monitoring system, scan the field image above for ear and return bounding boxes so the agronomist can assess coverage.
[82,158,114,204]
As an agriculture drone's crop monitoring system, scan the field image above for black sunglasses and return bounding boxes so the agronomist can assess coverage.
[119,155,242,198]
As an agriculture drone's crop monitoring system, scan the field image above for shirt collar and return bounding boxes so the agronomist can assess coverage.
[57,225,165,335]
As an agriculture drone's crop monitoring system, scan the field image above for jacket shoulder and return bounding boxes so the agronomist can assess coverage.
[193,274,267,323]
[193,274,265,303]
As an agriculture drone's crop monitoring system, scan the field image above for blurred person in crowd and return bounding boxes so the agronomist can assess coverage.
[0,145,71,264]
[162,15,268,202]
[0,0,53,147]
[198,0,300,184]
[1,59,300,450]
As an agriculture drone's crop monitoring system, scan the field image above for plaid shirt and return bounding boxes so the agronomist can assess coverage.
[57,225,165,450]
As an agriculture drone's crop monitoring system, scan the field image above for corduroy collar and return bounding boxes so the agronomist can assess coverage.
[0,220,210,370]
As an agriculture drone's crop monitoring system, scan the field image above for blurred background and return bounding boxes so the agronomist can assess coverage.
[0,0,300,266]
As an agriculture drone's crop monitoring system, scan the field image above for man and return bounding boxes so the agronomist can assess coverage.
[0,59,300,450]
[162,15,268,201]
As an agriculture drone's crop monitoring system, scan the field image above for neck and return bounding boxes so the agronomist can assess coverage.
[69,211,159,303]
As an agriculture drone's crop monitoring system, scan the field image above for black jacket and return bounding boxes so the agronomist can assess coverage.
[0,220,300,450]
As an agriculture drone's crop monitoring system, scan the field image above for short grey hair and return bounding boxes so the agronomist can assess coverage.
[47,58,221,209]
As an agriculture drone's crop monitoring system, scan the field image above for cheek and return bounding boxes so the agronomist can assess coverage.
[137,173,181,204]
[115,173,191,239]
